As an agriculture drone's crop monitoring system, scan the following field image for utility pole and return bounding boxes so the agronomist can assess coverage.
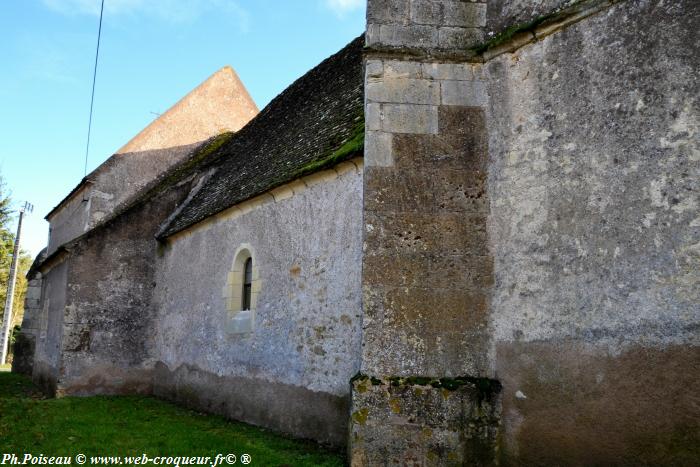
[0,201,33,365]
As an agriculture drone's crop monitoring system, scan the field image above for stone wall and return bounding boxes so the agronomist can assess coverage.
[363,61,492,377]
[33,259,68,394]
[366,0,487,54]
[32,145,365,449]
[34,143,206,396]
[485,0,699,463]
[46,185,92,256]
[485,0,571,32]
[152,161,364,447]
[356,1,501,464]
[46,67,258,256]
[53,176,197,397]
[357,0,699,464]
[11,268,43,375]
[351,375,501,465]
[29,35,363,449]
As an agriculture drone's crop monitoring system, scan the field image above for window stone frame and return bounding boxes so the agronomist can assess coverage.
[222,243,260,335]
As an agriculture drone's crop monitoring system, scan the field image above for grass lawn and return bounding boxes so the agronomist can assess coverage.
[0,372,344,466]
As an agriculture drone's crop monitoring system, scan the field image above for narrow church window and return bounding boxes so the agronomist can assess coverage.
[242,257,253,310]
[224,243,260,334]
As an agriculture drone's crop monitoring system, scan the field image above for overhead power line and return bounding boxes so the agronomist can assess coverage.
[84,0,105,177]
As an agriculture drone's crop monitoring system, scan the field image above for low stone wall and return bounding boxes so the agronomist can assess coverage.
[11,272,43,376]
[350,375,501,465]
[154,362,350,447]
[10,332,34,375]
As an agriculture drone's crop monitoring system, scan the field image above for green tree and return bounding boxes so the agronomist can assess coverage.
[0,175,32,334]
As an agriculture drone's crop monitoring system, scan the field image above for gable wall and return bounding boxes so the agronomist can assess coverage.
[46,66,258,256]
[46,186,92,256]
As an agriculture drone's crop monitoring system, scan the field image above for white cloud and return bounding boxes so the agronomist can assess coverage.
[324,0,364,17]
[42,0,250,30]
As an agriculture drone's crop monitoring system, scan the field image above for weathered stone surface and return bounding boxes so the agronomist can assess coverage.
[45,165,197,397]
[153,168,363,446]
[379,24,440,49]
[487,0,699,356]
[486,0,572,34]
[410,1,443,26]
[380,104,439,134]
[154,362,350,447]
[361,0,699,463]
[392,133,487,169]
[384,60,424,79]
[367,0,411,24]
[364,212,488,254]
[381,286,490,335]
[439,26,484,49]
[365,167,429,211]
[350,376,501,465]
[497,342,700,465]
[368,0,489,53]
[366,78,440,105]
[411,1,487,28]
[422,62,473,81]
[365,130,394,167]
[443,2,487,28]
[484,0,700,462]
[363,253,428,288]
[45,67,259,256]
[440,79,488,106]
[365,103,382,131]
[438,104,488,136]
[365,166,487,213]
[365,59,384,79]
[361,87,494,467]
[12,252,46,376]
[10,332,35,376]
[32,261,68,394]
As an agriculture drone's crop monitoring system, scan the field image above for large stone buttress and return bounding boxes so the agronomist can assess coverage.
[353,1,501,464]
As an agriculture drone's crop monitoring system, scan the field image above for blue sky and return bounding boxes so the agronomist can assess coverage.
[0,0,366,257]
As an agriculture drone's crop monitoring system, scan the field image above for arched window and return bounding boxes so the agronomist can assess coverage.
[242,257,253,310]
[223,243,261,335]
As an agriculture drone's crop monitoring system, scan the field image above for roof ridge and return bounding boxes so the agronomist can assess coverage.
[158,34,365,238]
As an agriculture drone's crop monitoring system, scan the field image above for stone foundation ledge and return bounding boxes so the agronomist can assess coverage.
[349,373,502,466]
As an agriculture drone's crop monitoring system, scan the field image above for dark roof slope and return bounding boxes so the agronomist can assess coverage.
[27,248,48,280]
[158,35,365,238]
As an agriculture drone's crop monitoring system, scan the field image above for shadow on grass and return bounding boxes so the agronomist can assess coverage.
[0,372,345,467]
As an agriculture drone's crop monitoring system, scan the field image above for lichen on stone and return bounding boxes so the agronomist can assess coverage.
[352,408,369,425]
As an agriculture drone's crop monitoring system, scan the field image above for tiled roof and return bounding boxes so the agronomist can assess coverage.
[158,35,365,238]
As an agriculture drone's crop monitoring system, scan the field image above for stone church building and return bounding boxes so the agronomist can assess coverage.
[15,0,698,464]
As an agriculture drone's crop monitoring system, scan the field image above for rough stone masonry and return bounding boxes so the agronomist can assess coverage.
[353,0,698,465]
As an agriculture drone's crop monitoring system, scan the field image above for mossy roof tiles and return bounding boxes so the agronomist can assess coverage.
[158,35,365,238]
